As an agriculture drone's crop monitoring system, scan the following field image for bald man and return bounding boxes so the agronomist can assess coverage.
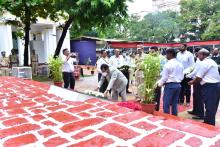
[189,49,220,126]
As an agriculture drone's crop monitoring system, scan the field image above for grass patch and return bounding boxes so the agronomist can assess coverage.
[33,75,51,82]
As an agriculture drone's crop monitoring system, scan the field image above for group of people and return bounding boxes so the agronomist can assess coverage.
[0,49,38,76]
[96,44,220,126]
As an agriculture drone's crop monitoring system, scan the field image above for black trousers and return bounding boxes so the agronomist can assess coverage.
[155,86,161,111]
[98,73,108,93]
[179,77,191,103]
[193,83,204,117]
[121,70,130,92]
[201,83,220,126]
[63,72,75,89]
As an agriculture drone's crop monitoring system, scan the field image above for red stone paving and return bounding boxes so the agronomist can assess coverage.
[185,137,203,147]
[134,129,185,147]
[3,134,37,147]
[71,129,95,139]
[0,76,220,147]
[100,123,140,140]
[70,136,114,147]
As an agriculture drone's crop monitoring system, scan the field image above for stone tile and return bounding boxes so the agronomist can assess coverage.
[100,123,140,140]
[96,111,117,118]
[67,104,95,113]
[134,129,185,147]
[48,111,79,123]
[2,117,28,127]
[162,119,220,138]
[0,124,40,139]
[3,134,37,147]
[113,111,148,123]
[69,135,114,147]
[61,117,105,133]
[185,137,203,147]
[104,104,133,113]
[71,129,95,139]
[38,129,56,138]
[43,136,69,146]
[132,121,157,131]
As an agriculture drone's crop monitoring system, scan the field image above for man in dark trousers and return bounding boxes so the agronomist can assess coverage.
[177,44,195,106]
[157,49,184,116]
[189,49,220,126]
[186,48,204,119]
[62,49,75,90]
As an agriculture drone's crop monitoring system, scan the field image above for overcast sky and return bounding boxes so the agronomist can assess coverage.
[127,0,153,16]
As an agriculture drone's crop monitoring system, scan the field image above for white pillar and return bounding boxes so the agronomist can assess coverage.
[0,24,13,56]
[18,38,25,66]
[43,25,57,63]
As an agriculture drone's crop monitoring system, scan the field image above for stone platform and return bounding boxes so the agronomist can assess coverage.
[0,77,220,147]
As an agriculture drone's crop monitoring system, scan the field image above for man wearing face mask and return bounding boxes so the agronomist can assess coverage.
[97,64,128,101]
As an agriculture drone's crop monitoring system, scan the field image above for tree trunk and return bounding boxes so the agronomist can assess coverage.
[53,17,73,58]
[23,22,30,66]
[23,2,31,66]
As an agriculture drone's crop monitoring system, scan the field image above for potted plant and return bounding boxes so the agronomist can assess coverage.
[91,67,95,75]
[48,56,63,87]
[138,53,161,114]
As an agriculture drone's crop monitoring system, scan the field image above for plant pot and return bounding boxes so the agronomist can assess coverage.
[91,71,94,75]
[54,81,63,87]
[140,103,156,114]
[87,67,90,70]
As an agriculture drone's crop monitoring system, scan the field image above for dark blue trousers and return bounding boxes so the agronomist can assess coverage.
[193,83,204,117]
[201,83,220,126]
[163,83,181,116]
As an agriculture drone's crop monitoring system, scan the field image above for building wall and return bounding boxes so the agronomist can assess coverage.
[70,40,96,65]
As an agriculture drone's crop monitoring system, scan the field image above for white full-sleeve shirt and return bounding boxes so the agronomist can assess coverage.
[62,57,75,73]
[158,58,184,85]
[96,57,109,73]
[177,50,195,72]
[109,55,124,68]
[187,58,202,79]
[196,57,220,85]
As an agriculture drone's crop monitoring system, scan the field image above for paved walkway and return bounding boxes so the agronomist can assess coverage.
[0,76,220,146]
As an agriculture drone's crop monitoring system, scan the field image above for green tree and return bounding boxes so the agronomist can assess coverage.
[179,0,220,40]
[53,0,128,57]
[2,0,55,66]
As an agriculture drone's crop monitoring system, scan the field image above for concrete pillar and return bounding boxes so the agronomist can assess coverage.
[18,38,25,66]
[0,24,13,56]
[43,25,57,63]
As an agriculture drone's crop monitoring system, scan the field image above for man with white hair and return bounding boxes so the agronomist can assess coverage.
[189,48,220,126]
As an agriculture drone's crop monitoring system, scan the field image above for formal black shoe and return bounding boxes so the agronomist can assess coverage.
[188,111,196,115]
[127,91,132,94]
[192,116,204,120]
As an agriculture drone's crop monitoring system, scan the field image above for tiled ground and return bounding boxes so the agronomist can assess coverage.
[0,77,220,147]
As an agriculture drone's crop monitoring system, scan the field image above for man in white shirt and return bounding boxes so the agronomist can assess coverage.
[62,49,75,90]
[109,49,124,68]
[96,50,109,93]
[186,47,204,120]
[158,48,184,116]
[189,49,220,126]
[177,44,195,106]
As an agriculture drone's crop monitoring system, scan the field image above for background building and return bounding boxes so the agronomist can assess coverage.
[152,0,180,12]
[0,12,70,66]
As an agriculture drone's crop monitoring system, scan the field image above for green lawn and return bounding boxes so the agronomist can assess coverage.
[33,75,51,82]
